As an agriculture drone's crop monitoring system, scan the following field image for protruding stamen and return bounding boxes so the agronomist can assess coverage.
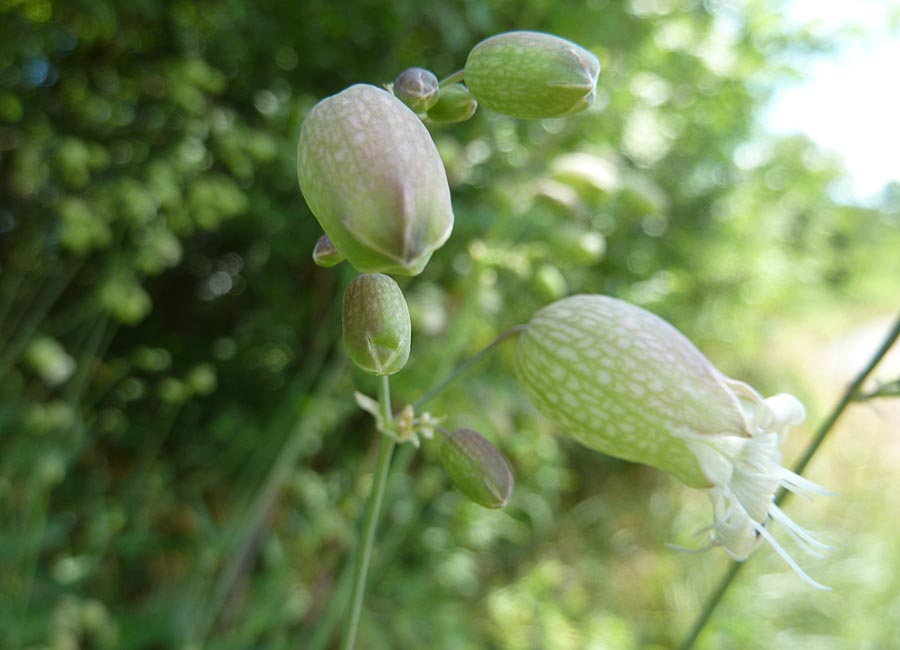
[769,503,833,558]
[753,520,830,590]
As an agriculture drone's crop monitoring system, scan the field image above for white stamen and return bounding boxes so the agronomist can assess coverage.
[779,468,838,499]
[753,520,831,590]
[769,503,834,557]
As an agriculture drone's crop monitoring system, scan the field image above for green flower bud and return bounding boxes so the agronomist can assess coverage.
[464,31,600,119]
[426,83,478,124]
[298,84,454,276]
[516,295,832,588]
[312,235,344,268]
[393,67,440,113]
[342,273,411,376]
[440,428,514,508]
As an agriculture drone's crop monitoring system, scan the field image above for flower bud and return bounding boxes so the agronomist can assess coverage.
[464,31,600,119]
[393,67,440,113]
[426,83,478,124]
[342,273,411,376]
[516,295,831,587]
[312,235,344,268]
[440,428,514,508]
[298,84,454,276]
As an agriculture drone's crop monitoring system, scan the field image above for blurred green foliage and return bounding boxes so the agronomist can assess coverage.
[1,1,898,649]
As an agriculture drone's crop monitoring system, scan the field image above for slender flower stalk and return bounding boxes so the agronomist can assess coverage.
[413,325,526,409]
[438,69,465,87]
[341,375,395,650]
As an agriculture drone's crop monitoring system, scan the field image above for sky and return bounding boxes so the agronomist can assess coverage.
[764,0,900,202]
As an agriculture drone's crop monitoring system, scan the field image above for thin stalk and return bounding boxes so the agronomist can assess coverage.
[413,325,525,410]
[438,69,465,87]
[779,311,900,488]
[305,444,416,650]
[679,310,900,650]
[340,375,396,650]
[313,323,525,647]
[853,379,900,401]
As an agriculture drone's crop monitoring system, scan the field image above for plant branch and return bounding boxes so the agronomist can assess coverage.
[413,325,526,410]
[309,325,526,647]
[438,69,465,87]
[679,310,900,650]
[851,378,900,402]
[340,375,396,650]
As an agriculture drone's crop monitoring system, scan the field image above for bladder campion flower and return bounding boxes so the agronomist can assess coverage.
[298,84,454,276]
[515,294,832,588]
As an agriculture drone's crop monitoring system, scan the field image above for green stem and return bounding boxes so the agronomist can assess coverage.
[438,69,465,87]
[852,379,900,401]
[679,310,900,650]
[781,311,900,486]
[413,325,525,410]
[308,324,524,647]
[340,375,396,650]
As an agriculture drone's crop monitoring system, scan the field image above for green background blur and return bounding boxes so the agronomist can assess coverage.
[2,1,899,648]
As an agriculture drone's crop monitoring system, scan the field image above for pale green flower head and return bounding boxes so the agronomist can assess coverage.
[516,295,832,588]
[464,31,600,119]
[298,84,454,276]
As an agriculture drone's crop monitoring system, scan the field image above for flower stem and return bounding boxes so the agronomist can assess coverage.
[679,310,900,650]
[413,325,526,410]
[779,311,900,487]
[438,69,465,87]
[340,375,395,650]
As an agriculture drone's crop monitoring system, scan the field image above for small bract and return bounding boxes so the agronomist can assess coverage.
[515,294,832,588]
[312,235,344,268]
[342,273,411,376]
[464,31,600,119]
[298,84,454,276]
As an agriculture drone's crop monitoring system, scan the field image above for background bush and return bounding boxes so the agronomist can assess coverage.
[1,1,898,648]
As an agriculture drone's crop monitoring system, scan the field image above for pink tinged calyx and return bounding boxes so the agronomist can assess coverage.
[297,84,454,276]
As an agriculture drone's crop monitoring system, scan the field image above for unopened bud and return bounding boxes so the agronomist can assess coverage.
[312,235,344,268]
[298,84,454,276]
[440,428,514,508]
[393,67,440,113]
[464,31,600,119]
[342,273,411,376]
[426,83,478,124]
